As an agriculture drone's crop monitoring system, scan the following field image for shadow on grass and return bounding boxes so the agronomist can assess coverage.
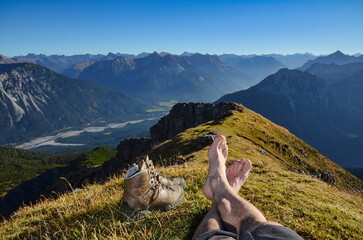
[183,209,208,240]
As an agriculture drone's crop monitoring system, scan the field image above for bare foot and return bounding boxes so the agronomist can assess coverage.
[226,159,252,193]
[203,135,228,200]
[208,135,228,164]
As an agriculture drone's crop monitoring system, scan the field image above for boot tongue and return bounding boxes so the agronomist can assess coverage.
[137,159,147,171]
[137,158,148,171]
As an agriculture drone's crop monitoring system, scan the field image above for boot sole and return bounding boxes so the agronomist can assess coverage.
[149,187,184,211]
[121,201,151,221]
[121,188,184,220]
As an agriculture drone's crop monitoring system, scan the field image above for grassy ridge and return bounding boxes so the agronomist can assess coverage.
[0,109,362,239]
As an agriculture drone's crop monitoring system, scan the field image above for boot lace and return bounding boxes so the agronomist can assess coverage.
[148,163,173,191]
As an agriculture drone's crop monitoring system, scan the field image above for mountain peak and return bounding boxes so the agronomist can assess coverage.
[181,51,195,56]
[299,50,363,70]
[147,51,164,58]
[159,52,171,57]
[330,50,345,57]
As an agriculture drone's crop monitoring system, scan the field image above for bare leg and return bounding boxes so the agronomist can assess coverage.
[194,136,228,238]
[192,203,222,239]
[193,159,257,239]
[203,135,281,236]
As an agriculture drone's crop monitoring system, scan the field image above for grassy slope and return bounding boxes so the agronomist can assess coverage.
[0,147,81,197]
[83,147,116,165]
[0,147,115,197]
[0,107,362,239]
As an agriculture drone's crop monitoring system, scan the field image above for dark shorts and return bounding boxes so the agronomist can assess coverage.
[195,224,303,240]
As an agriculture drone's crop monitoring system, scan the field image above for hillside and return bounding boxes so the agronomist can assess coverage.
[329,68,363,112]
[0,146,116,218]
[0,146,81,197]
[0,55,15,64]
[305,62,363,112]
[306,62,363,85]
[0,63,148,144]
[0,103,362,239]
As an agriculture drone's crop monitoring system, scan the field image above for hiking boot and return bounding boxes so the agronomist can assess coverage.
[122,156,184,219]
[143,156,186,187]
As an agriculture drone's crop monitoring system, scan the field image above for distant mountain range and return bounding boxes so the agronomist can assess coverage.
[264,53,316,69]
[10,53,141,78]
[0,62,148,144]
[62,61,96,78]
[8,52,318,86]
[78,52,253,102]
[219,54,286,84]
[217,68,363,167]
[299,50,363,71]
[12,53,106,74]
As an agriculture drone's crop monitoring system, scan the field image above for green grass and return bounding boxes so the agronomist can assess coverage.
[0,164,64,196]
[0,146,116,197]
[0,108,362,239]
[83,147,116,165]
[0,147,80,197]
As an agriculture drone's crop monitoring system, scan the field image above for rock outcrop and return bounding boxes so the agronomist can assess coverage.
[150,102,244,144]
[102,138,153,175]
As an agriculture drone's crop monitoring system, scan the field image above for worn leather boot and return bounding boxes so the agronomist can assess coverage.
[122,156,184,219]
[143,156,186,187]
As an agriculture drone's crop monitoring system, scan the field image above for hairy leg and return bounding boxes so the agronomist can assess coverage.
[192,203,223,239]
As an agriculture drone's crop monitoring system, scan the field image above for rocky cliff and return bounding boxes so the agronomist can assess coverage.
[150,102,244,144]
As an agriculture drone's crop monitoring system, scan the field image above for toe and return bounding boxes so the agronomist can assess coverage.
[236,160,244,171]
[210,135,223,150]
[230,161,239,172]
[241,159,252,173]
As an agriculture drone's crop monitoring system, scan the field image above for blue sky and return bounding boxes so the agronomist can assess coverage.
[0,0,362,56]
